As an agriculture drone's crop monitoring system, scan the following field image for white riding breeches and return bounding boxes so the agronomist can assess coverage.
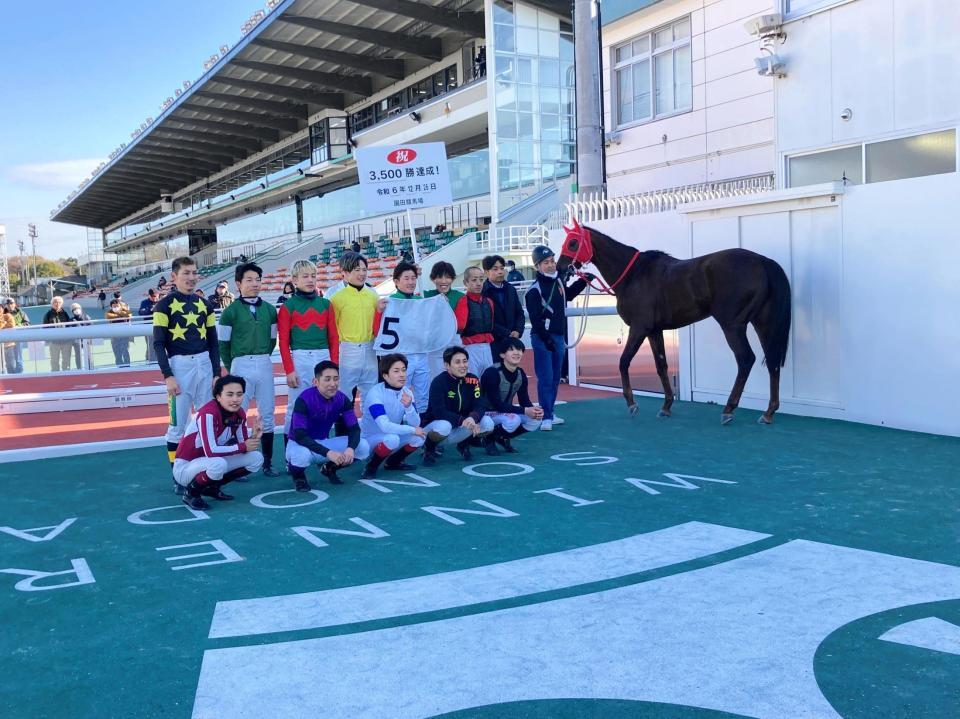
[231,354,277,433]
[286,436,371,469]
[165,352,213,444]
[284,348,331,435]
[172,451,264,487]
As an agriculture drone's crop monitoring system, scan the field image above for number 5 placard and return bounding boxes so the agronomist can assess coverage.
[373,295,458,355]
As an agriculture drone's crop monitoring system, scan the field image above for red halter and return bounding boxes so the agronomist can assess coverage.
[560,217,640,295]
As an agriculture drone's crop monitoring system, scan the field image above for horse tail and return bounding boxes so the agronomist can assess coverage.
[759,258,791,368]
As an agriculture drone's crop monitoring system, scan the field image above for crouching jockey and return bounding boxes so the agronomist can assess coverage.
[174,375,264,510]
[422,345,495,465]
[286,360,371,491]
[359,353,451,479]
[480,337,543,452]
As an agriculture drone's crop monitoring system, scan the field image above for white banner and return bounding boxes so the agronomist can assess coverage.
[355,143,453,214]
[373,295,458,355]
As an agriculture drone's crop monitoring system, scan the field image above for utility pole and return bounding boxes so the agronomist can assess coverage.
[28,223,38,286]
[574,0,605,197]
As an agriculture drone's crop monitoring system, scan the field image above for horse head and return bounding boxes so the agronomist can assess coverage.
[557,217,593,279]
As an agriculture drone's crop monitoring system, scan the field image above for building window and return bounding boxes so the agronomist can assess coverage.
[783,0,845,18]
[865,129,956,184]
[788,146,863,187]
[613,16,691,128]
[788,129,957,188]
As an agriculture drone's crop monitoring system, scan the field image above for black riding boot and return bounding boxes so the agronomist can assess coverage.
[290,466,311,492]
[361,451,388,479]
[384,445,417,471]
[456,439,473,461]
[320,460,343,485]
[261,432,280,477]
[422,437,440,466]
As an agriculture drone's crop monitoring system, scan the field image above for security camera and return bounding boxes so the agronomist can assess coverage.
[408,111,422,123]
[744,13,783,37]
[755,54,786,77]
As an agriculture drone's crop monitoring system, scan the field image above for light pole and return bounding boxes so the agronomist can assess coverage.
[17,238,25,290]
[27,223,38,286]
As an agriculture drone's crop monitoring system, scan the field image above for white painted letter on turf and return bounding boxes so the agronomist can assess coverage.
[462,462,534,478]
[624,473,736,496]
[0,558,95,592]
[421,500,519,526]
[156,540,243,571]
[359,472,439,494]
[0,517,77,542]
[292,518,390,548]
[127,505,210,525]
[550,451,619,466]
[533,488,604,507]
[250,489,329,509]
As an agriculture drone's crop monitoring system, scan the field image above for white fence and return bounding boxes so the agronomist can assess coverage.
[561,175,775,224]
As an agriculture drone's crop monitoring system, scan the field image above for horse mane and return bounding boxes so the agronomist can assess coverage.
[640,249,673,260]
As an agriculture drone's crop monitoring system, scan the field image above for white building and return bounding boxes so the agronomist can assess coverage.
[600,0,776,195]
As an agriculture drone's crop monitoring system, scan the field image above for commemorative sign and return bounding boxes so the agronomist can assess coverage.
[356,142,453,214]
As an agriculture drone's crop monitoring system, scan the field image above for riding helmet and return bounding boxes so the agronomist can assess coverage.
[531,245,555,265]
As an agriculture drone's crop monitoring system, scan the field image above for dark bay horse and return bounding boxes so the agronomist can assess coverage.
[555,219,791,424]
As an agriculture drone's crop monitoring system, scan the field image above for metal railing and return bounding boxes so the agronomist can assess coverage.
[563,174,776,223]
[472,225,548,254]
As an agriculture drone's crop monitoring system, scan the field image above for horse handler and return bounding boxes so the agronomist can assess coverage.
[523,245,588,431]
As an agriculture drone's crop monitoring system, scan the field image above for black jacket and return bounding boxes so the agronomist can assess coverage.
[423,371,488,426]
[482,279,525,342]
[524,272,587,340]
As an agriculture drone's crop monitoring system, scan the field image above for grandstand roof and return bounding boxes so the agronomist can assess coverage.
[50,0,487,230]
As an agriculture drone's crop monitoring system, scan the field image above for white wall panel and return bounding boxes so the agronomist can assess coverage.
[775,13,833,153]
[706,92,774,132]
[705,69,774,107]
[893,0,960,130]
[703,0,774,32]
[788,207,842,404]
[707,144,776,180]
[830,0,895,142]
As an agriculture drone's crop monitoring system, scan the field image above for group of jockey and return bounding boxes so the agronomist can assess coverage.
[153,245,588,510]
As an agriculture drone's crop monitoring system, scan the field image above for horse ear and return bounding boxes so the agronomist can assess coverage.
[571,217,581,230]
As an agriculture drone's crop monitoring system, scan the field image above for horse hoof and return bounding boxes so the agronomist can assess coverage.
[628,404,639,418]
[657,409,671,418]
[758,415,773,425]
[721,413,734,426]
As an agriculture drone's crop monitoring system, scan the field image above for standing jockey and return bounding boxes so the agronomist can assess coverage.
[154,256,220,495]
[326,252,379,400]
[218,262,280,477]
[278,259,339,444]
[453,266,496,378]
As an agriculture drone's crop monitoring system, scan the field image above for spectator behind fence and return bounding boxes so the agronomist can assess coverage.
[506,260,525,284]
[3,298,27,373]
[1,305,16,374]
[210,281,234,313]
[69,303,93,370]
[276,281,294,307]
[139,289,159,362]
[106,297,132,367]
[42,296,72,372]
[98,289,107,309]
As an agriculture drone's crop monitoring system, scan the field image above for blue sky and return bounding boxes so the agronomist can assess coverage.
[0,0,262,259]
